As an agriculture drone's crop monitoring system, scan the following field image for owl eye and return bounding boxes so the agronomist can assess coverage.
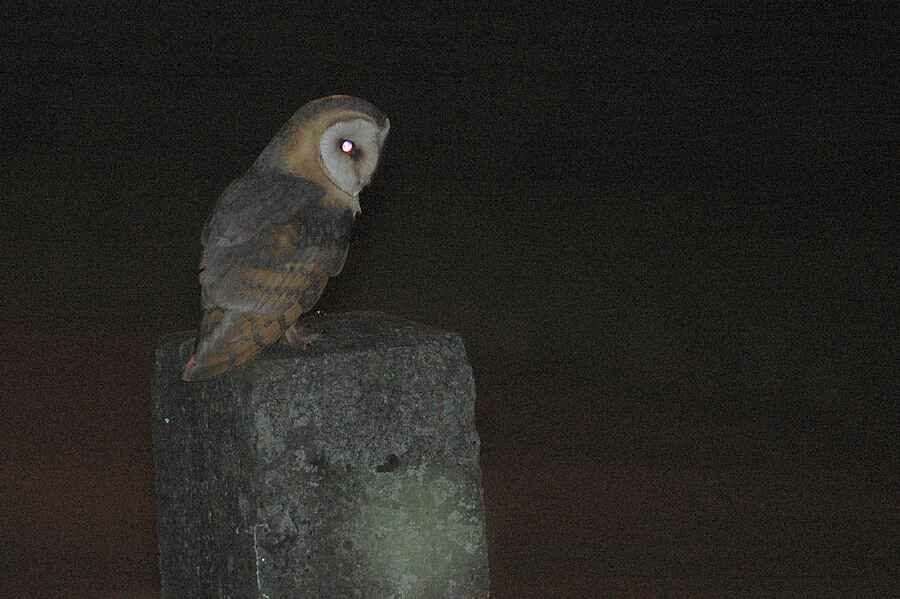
[340,139,356,157]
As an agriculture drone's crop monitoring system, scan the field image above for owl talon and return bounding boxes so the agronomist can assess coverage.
[282,324,322,349]
[181,355,198,381]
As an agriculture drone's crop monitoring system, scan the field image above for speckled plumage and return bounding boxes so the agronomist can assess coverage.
[182,96,389,381]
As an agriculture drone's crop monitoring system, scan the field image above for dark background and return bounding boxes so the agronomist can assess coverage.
[2,5,897,597]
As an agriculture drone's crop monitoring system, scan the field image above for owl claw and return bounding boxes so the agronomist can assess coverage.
[282,323,322,349]
[182,356,198,381]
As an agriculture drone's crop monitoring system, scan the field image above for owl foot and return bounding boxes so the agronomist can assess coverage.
[181,355,198,381]
[282,322,322,349]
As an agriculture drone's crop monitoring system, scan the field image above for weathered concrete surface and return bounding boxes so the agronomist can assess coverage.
[152,311,489,598]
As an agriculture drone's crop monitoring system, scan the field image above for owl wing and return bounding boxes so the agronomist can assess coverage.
[183,170,354,381]
[201,169,325,252]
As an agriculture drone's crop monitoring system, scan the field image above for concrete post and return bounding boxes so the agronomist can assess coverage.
[152,311,490,598]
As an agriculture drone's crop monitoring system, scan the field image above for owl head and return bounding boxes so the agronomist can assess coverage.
[254,95,390,205]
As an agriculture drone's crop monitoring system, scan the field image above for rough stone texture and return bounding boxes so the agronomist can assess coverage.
[152,311,490,598]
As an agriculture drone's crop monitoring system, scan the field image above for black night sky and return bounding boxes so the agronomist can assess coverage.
[3,6,897,597]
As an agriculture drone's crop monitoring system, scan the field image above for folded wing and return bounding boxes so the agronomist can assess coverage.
[182,170,354,381]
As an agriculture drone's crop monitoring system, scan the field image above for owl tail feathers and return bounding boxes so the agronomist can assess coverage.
[181,355,211,382]
[181,349,248,382]
[181,308,291,382]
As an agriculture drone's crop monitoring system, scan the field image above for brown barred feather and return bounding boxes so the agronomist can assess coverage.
[183,301,306,381]
[184,257,332,381]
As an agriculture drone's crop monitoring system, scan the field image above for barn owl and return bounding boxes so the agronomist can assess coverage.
[182,95,390,381]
